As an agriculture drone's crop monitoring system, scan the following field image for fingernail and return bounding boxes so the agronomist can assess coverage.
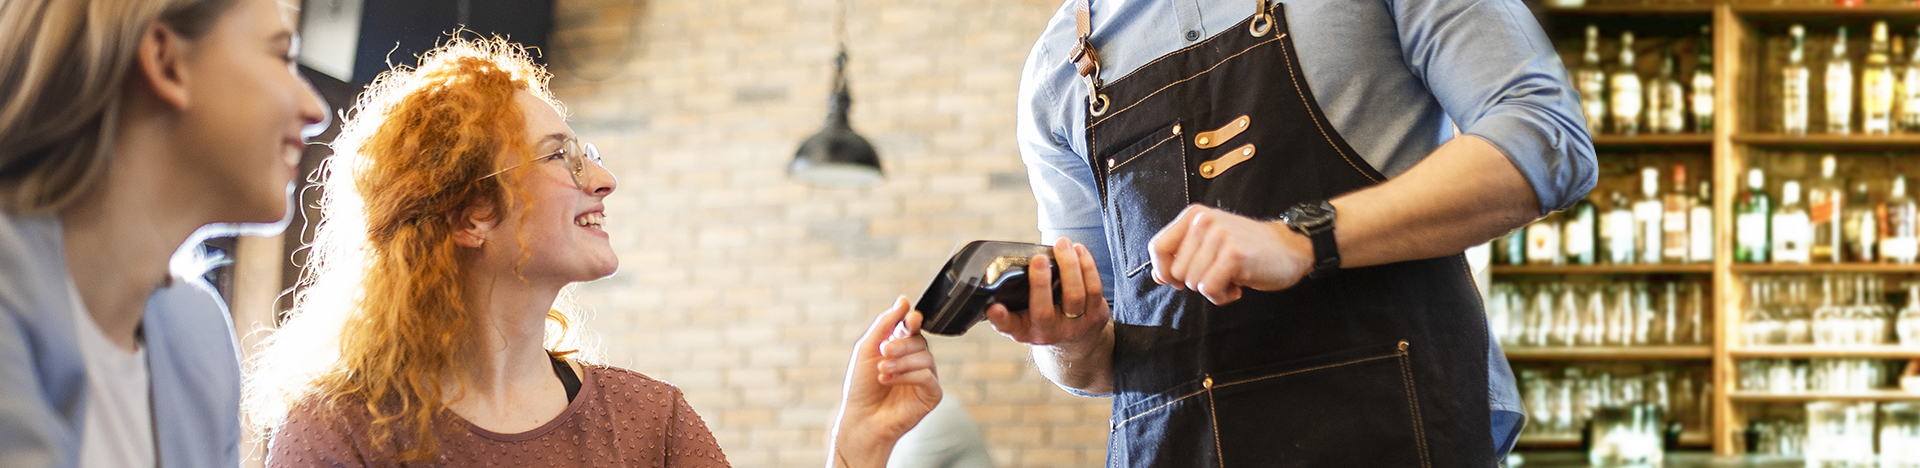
[882,361,897,372]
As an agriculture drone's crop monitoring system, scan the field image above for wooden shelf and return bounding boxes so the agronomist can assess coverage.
[1508,346,1716,360]
[1731,346,1920,358]
[1515,430,1711,449]
[1729,263,1920,273]
[1593,133,1715,148]
[1730,390,1920,402]
[1545,4,1715,16]
[1729,4,1920,18]
[1492,264,1714,275]
[1731,133,1920,149]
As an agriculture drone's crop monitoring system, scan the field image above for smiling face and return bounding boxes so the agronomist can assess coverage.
[478,91,619,284]
[170,0,325,223]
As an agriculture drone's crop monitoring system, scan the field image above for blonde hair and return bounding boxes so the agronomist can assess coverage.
[0,0,240,214]
[242,36,594,462]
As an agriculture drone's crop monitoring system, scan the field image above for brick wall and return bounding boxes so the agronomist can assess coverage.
[542,0,1109,466]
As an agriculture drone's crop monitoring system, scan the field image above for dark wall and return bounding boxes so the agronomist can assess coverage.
[352,0,553,83]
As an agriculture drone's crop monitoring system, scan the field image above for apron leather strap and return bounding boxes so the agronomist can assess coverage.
[1070,0,1098,78]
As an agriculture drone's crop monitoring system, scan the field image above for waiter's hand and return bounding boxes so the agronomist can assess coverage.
[1149,204,1315,305]
[983,238,1110,347]
[829,297,941,468]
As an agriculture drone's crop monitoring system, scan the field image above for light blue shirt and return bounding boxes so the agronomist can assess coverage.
[1015,0,1599,457]
[0,212,243,468]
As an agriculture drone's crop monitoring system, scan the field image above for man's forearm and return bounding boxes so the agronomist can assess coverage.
[1031,321,1115,395]
[1330,135,1543,269]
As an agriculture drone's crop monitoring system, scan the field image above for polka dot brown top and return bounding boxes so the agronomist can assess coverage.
[266,364,731,467]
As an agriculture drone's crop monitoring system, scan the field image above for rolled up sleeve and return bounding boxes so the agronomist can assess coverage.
[1394,0,1598,214]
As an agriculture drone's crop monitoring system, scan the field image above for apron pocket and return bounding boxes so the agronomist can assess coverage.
[1103,121,1189,278]
[1207,341,1431,468]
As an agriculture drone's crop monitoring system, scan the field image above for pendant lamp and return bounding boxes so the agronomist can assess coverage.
[788,0,882,188]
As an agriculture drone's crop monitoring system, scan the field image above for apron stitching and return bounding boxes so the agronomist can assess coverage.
[1113,351,1402,431]
[1274,36,1382,183]
[1088,34,1286,128]
[1211,352,1399,389]
[1207,386,1225,467]
[1397,347,1434,468]
[1108,132,1180,172]
[1096,9,1276,92]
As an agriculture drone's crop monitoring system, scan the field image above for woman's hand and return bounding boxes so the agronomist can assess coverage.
[828,297,941,468]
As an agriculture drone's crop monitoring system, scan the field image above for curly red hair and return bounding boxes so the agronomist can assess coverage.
[245,35,582,462]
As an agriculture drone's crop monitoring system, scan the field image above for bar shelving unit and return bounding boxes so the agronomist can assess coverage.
[1528,0,1920,456]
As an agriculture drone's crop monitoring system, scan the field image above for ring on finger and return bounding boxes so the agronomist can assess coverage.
[1064,310,1084,319]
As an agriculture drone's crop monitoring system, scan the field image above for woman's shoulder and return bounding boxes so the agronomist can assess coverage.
[580,363,696,403]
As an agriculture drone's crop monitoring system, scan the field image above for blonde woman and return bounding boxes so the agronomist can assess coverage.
[247,37,939,467]
[0,0,326,465]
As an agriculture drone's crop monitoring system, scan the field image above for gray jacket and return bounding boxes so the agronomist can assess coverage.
[0,211,243,467]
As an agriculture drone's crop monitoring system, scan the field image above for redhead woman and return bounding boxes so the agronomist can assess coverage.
[246,37,939,467]
[0,0,325,465]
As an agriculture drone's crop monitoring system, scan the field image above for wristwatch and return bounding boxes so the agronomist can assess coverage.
[1279,200,1340,279]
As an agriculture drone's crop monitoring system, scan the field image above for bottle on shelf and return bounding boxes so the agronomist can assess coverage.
[1635,166,1665,264]
[1775,180,1813,264]
[1663,164,1691,263]
[1691,25,1714,134]
[1738,168,1773,263]
[1813,276,1841,345]
[1843,180,1878,263]
[1500,229,1526,266]
[1865,21,1896,134]
[1690,180,1713,263]
[1604,191,1638,264]
[1899,282,1920,345]
[1786,25,1811,135]
[1895,36,1909,132]
[1882,174,1918,263]
[1578,24,1609,135]
[1903,27,1920,131]
[1827,26,1855,135]
[1565,195,1599,265]
[1649,51,1686,134]
[1809,155,1844,263]
[1528,210,1563,265]
[1612,31,1644,136]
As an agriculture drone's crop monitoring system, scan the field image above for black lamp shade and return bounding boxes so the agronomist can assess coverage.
[789,51,882,188]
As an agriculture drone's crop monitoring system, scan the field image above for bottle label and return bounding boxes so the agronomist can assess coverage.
[1690,209,1713,262]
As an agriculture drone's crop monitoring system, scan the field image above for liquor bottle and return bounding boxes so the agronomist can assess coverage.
[1864,21,1896,134]
[1828,26,1855,134]
[1500,229,1526,266]
[1735,167,1774,262]
[1882,174,1918,263]
[1526,212,1562,265]
[1775,180,1813,264]
[1635,167,1666,264]
[1737,168,1773,263]
[1578,25,1609,134]
[1899,282,1920,345]
[1612,31,1644,136]
[1894,36,1908,132]
[1903,28,1920,131]
[1691,26,1715,133]
[1564,196,1599,265]
[1809,154,1845,263]
[1843,180,1878,262]
[1649,52,1686,134]
[1786,25,1811,135]
[1604,191,1638,264]
[1663,164,1692,262]
[1690,180,1714,263]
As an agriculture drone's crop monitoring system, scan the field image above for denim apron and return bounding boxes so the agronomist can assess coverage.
[1075,2,1497,467]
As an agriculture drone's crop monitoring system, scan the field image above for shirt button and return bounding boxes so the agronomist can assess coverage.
[1186,30,1200,41]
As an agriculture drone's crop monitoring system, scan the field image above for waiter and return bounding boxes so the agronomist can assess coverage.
[984,0,1596,466]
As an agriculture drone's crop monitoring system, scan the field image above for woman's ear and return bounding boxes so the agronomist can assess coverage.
[452,205,498,248]
[132,23,192,111]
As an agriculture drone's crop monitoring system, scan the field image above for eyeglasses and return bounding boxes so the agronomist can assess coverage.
[477,137,604,189]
